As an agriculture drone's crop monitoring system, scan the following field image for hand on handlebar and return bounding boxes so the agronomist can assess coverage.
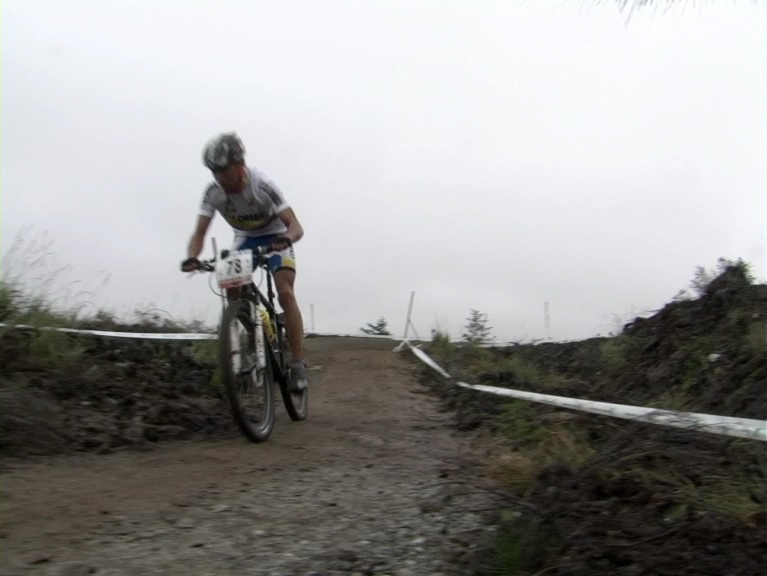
[181,257,200,272]
[268,236,293,252]
[182,257,215,273]
[182,238,291,273]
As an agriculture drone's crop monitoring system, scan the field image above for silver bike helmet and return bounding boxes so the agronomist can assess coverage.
[202,132,245,170]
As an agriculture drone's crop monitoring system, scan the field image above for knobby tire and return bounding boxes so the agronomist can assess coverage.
[219,299,275,443]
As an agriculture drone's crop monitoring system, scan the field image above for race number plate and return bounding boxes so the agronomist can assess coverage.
[215,250,254,289]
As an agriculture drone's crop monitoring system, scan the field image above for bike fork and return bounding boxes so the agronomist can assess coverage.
[229,322,242,374]
[251,300,267,370]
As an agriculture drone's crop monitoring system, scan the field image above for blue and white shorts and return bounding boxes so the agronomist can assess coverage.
[234,235,296,275]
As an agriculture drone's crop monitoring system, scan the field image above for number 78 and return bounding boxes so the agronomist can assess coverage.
[228,258,243,275]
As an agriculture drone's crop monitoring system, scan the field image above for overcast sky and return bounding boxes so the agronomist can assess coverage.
[3,0,765,342]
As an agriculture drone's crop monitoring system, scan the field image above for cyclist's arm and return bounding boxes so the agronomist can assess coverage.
[187,214,213,259]
[277,208,304,244]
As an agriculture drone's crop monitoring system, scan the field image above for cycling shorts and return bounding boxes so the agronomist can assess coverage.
[234,235,296,275]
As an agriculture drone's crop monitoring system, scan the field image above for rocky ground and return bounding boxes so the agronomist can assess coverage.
[0,337,500,576]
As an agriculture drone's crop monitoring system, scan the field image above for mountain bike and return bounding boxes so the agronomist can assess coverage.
[196,245,308,442]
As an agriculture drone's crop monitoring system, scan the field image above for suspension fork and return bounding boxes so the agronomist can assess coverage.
[266,268,276,305]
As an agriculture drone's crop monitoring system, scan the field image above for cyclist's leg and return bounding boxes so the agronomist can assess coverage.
[269,247,307,391]
[270,247,303,363]
[273,271,303,362]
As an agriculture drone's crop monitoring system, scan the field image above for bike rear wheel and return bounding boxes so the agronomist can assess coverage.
[219,299,275,442]
[276,322,308,421]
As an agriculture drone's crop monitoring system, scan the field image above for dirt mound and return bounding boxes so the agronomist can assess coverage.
[0,332,235,457]
[448,263,766,425]
[420,264,766,575]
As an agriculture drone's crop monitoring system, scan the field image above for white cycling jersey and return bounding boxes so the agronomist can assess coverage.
[199,167,290,238]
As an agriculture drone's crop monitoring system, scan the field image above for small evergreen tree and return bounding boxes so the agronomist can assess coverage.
[360,317,391,336]
[462,309,493,345]
[674,258,755,301]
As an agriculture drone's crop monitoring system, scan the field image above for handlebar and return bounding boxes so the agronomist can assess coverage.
[184,244,276,274]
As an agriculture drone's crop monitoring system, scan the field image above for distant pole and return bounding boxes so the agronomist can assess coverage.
[403,291,415,341]
[310,304,315,332]
[544,302,551,339]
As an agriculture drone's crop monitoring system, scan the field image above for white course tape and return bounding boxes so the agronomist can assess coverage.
[305,331,397,340]
[0,323,417,342]
[457,382,766,442]
[409,344,452,378]
[0,323,217,340]
[403,341,767,442]
[3,322,764,440]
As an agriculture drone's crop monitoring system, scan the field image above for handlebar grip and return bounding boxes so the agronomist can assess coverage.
[181,257,200,272]
[254,237,290,258]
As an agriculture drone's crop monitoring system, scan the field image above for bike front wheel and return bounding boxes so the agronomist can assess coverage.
[219,299,275,442]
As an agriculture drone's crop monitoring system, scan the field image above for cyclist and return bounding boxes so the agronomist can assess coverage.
[181,132,308,392]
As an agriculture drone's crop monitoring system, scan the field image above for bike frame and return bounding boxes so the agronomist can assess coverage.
[204,245,287,383]
[234,263,289,388]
